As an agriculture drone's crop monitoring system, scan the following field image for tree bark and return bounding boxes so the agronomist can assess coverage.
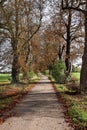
[65,11,71,75]
[58,45,65,60]
[62,0,87,92]
[12,54,19,83]
[11,0,19,83]
[65,40,71,74]
[11,40,19,83]
[80,6,87,91]
[48,65,52,75]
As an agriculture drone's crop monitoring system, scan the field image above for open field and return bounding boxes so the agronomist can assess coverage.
[0,72,40,84]
[0,73,11,84]
[71,72,80,80]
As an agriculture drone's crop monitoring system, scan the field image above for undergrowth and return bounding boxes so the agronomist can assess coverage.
[49,75,87,129]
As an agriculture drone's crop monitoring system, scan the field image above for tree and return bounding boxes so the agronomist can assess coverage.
[0,0,44,83]
[41,26,59,74]
[31,33,43,72]
[62,0,87,91]
[48,0,83,75]
[50,15,65,61]
[17,0,44,80]
[0,42,12,72]
[0,0,7,6]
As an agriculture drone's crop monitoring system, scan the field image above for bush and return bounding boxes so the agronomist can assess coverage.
[42,70,49,75]
[68,105,87,128]
[52,60,66,83]
[28,71,36,79]
[72,65,80,72]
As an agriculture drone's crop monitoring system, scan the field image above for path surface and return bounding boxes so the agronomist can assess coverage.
[0,75,73,130]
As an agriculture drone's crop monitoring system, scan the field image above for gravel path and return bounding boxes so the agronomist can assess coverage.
[0,75,73,130]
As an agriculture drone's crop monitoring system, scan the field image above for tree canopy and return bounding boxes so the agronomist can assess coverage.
[0,0,87,92]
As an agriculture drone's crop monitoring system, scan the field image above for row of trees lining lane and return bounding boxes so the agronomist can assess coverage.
[45,0,83,75]
[62,0,87,91]
[0,0,87,93]
[0,0,44,83]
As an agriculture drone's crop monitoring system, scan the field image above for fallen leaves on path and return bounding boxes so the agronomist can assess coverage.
[0,84,35,124]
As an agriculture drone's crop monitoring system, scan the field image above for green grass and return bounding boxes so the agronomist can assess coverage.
[55,84,68,92]
[68,105,87,123]
[42,70,49,75]
[56,85,87,128]
[0,71,41,117]
[49,75,87,129]
[0,72,40,84]
[0,95,19,111]
[71,72,80,80]
[0,73,11,83]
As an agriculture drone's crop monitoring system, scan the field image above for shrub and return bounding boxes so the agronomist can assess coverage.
[28,70,36,79]
[68,105,87,128]
[42,70,49,75]
[52,60,66,83]
[72,65,80,72]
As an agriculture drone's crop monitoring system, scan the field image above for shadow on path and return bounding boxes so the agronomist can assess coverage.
[11,91,63,120]
[0,76,74,130]
[29,81,57,84]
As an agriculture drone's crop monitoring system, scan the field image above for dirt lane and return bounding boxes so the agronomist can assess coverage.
[0,75,73,130]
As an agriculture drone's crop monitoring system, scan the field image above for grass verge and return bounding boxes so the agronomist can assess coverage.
[0,74,41,123]
[49,75,87,130]
[71,72,80,80]
[0,73,11,84]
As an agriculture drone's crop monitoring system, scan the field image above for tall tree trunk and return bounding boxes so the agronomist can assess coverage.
[61,0,87,92]
[65,10,71,75]
[80,6,87,91]
[11,0,19,83]
[58,44,65,60]
[48,65,52,75]
[65,43,71,74]
[12,53,19,83]
[58,45,62,60]
[11,40,19,83]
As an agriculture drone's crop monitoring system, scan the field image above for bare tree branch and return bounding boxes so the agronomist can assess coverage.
[0,0,7,6]
[61,0,85,14]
